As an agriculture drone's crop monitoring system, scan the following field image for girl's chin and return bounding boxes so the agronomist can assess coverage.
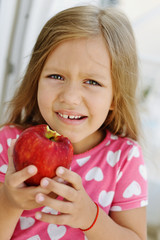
[63,134,87,150]
[53,130,83,144]
[65,135,83,144]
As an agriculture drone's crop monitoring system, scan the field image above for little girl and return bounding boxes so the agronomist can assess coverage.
[0,5,148,240]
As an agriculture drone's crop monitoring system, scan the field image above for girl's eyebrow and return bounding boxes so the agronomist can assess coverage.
[43,66,61,72]
[85,73,107,79]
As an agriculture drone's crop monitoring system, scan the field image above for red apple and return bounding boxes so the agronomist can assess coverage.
[13,124,73,186]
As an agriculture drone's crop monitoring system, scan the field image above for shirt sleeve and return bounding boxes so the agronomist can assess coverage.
[0,126,21,183]
[110,141,148,211]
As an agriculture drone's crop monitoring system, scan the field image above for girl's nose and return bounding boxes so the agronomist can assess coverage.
[59,82,82,105]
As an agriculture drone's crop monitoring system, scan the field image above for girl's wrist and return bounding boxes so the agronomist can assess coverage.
[80,202,99,232]
[1,185,22,213]
[1,185,13,208]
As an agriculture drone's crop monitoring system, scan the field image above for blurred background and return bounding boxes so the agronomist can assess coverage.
[0,0,160,239]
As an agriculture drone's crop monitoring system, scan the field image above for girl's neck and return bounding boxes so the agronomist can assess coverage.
[72,129,106,155]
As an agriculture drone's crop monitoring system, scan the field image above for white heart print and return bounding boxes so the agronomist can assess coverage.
[7,138,12,147]
[128,146,140,161]
[127,140,133,145]
[139,165,147,180]
[106,140,110,146]
[0,164,8,173]
[98,190,114,207]
[110,206,122,211]
[110,134,118,140]
[42,206,58,215]
[116,168,123,182]
[106,150,121,167]
[141,200,148,207]
[0,143,3,153]
[85,167,103,182]
[123,181,141,198]
[27,235,41,240]
[47,224,66,240]
[76,156,91,167]
[20,217,35,230]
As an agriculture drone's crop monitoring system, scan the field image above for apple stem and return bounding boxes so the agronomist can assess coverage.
[46,126,60,141]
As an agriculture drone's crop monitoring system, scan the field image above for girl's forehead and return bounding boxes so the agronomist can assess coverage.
[44,36,111,70]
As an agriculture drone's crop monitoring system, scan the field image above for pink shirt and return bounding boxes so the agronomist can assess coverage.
[0,125,148,240]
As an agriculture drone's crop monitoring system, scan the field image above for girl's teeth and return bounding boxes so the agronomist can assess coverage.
[63,114,68,119]
[58,113,81,119]
[69,115,75,119]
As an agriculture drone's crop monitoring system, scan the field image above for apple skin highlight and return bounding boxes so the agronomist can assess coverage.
[13,124,73,186]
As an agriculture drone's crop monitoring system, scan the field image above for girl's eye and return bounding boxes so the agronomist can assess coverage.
[85,79,100,86]
[48,74,64,80]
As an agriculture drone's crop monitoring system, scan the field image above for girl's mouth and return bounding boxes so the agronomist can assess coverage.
[58,112,84,120]
[56,112,87,124]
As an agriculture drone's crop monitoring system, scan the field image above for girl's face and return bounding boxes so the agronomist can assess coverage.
[37,36,113,154]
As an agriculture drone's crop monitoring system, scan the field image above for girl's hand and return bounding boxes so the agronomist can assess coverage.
[35,167,97,230]
[2,140,53,210]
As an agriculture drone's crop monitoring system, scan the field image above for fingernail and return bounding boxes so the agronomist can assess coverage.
[41,178,49,187]
[28,166,37,174]
[36,194,44,202]
[35,212,42,220]
[57,177,65,183]
[57,167,64,175]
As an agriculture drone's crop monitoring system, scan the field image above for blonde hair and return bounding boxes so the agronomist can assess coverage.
[4,5,140,140]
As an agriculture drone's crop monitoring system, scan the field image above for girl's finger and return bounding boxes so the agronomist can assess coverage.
[56,167,82,191]
[40,178,76,202]
[7,140,39,187]
[35,211,69,226]
[6,165,38,188]
[35,193,72,214]
[7,139,17,174]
